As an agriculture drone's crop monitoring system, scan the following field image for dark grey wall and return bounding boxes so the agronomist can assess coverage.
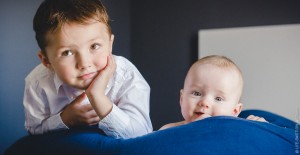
[130,0,300,130]
[102,0,131,59]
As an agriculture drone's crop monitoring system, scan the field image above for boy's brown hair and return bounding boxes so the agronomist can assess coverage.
[33,0,111,55]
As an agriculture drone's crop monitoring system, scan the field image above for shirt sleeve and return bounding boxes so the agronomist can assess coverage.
[98,58,152,138]
[24,82,68,135]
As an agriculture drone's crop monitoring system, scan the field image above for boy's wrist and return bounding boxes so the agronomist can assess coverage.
[60,110,73,128]
[88,94,113,119]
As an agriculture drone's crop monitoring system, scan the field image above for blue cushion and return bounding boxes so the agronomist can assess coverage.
[5,110,297,155]
[4,127,122,155]
[121,116,296,154]
[238,109,297,129]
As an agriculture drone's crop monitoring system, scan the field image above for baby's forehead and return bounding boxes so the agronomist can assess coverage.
[194,63,242,76]
[187,63,243,86]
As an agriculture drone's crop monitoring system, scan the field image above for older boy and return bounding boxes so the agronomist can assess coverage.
[24,0,152,138]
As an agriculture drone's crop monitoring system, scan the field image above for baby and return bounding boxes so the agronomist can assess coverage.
[160,55,266,130]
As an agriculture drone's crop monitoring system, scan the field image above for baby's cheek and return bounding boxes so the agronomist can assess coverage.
[212,107,232,116]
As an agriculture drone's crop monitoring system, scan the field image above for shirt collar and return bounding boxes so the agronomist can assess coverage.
[54,73,64,94]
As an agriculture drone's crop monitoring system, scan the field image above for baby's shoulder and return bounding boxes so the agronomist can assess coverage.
[159,121,186,130]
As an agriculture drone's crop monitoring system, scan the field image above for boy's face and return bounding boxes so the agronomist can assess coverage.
[40,21,114,90]
[180,63,243,123]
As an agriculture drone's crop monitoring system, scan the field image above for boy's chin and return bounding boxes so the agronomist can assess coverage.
[71,82,91,90]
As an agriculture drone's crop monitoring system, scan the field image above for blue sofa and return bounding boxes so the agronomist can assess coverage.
[5,110,298,155]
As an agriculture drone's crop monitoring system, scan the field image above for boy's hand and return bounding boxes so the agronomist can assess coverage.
[60,93,100,127]
[85,55,116,119]
[246,115,268,122]
[86,55,116,95]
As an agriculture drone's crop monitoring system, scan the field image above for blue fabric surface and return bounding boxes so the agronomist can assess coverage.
[5,110,298,155]
[238,109,297,129]
[4,127,122,155]
[121,116,296,155]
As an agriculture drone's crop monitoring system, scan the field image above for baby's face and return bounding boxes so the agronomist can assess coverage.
[43,20,114,90]
[180,64,243,123]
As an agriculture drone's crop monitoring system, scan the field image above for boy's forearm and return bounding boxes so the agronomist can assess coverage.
[25,113,68,135]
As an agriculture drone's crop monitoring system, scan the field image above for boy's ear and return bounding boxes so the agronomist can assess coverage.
[38,51,52,69]
[233,102,243,117]
[110,34,115,42]
[109,34,114,53]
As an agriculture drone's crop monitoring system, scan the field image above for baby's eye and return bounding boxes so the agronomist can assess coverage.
[91,43,100,50]
[192,91,201,96]
[215,97,223,102]
[61,50,73,56]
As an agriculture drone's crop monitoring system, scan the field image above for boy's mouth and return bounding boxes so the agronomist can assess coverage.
[78,72,97,80]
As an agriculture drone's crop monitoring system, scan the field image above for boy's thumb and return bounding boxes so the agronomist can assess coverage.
[72,92,87,104]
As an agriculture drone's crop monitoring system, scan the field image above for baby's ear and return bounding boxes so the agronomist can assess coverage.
[38,51,52,69]
[233,103,243,117]
[179,89,184,106]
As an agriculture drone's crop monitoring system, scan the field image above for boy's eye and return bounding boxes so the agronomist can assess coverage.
[61,50,73,56]
[91,43,100,50]
[192,91,201,96]
[215,97,223,102]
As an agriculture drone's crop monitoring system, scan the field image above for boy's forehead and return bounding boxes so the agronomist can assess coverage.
[50,21,108,35]
[44,21,110,47]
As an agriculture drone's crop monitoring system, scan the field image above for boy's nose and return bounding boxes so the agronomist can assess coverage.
[76,54,91,70]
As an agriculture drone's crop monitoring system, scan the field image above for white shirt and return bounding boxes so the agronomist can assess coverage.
[23,55,152,138]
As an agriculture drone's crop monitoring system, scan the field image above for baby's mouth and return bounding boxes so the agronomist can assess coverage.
[194,112,211,120]
[194,111,204,116]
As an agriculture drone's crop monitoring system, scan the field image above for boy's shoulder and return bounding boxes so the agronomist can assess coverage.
[114,55,134,68]
[25,64,54,84]
[113,55,137,74]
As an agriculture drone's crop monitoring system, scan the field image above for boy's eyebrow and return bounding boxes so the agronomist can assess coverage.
[89,37,103,42]
[55,37,104,50]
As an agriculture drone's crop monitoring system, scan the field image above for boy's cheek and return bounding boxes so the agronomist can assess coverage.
[96,57,109,70]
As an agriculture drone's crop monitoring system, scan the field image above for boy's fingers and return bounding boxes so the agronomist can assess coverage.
[77,92,87,102]
[82,103,94,111]
[71,92,86,104]
[86,109,99,118]
[111,55,116,72]
[107,55,116,75]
